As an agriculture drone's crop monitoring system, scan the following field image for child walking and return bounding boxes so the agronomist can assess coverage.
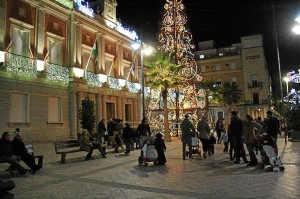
[208,133,217,156]
[154,133,167,165]
[220,131,229,153]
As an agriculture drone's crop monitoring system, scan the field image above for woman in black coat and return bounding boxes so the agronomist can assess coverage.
[154,133,166,165]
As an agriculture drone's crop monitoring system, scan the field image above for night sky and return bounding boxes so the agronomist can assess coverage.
[116,0,300,91]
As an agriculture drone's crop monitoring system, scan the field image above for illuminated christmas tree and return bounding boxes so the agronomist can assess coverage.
[147,0,205,137]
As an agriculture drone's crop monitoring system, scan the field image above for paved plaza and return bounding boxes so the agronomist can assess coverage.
[0,137,299,199]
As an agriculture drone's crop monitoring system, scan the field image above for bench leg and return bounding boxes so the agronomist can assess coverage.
[37,156,43,168]
[61,153,66,164]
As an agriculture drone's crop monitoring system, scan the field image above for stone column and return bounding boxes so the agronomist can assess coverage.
[68,90,77,139]
[0,0,7,50]
[96,93,102,128]
[69,14,77,68]
[35,6,45,60]
[102,94,107,120]
[99,33,105,73]
[116,95,121,119]
[76,92,82,135]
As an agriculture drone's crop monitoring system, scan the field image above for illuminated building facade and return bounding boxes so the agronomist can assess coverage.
[0,0,143,141]
[195,35,270,122]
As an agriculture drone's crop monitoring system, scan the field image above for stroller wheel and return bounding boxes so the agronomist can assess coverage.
[138,156,143,165]
[279,166,285,171]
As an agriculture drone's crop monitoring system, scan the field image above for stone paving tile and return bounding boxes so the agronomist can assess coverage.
[0,137,299,198]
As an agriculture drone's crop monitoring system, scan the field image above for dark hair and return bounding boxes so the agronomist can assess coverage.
[15,128,20,132]
[2,132,9,139]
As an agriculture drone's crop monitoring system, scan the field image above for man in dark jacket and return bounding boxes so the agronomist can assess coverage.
[266,111,280,154]
[97,119,106,144]
[180,114,196,160]
[0,132,28,175]
[228,111,249,164]
[11,132,40,172]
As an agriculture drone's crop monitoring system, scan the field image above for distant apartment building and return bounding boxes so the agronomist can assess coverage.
[194,35,270,123]
[0,0,144,141]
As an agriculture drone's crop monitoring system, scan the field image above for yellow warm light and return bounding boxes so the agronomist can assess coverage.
[36,60,45,71]
[119,79,126,87]
[73,67,84,78]
[98,74,107,83]
[0,50,5,63]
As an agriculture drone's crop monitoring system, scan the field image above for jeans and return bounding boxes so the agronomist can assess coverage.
[181,137,192,158]
[0,155,26,174]
[246,143,257,163]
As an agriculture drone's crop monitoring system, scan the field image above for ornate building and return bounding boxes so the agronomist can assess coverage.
[194,35,270,123]
[0,0,143,141]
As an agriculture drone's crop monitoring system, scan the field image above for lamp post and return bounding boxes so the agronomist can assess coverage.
[131,40,153,119]
[283,77,289,99]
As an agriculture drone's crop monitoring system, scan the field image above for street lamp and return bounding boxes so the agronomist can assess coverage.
[292,16,300,34]
[283,77,289,98]
[131,39,153,119]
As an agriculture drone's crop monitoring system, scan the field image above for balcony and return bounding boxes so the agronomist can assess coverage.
[248,82,262,88]
[0,50,143,93]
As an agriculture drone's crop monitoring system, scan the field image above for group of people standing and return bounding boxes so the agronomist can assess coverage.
[180,110,280,166]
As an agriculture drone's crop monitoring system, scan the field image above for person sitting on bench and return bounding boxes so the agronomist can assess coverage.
[0,132,29,175]
[11,131,41,173]
[79,129,106,160]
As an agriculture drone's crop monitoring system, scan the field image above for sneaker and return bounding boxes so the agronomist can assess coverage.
[233,161,240,164]
[183,157,186,160]
[243,160,250,164]
[102,155,107,158]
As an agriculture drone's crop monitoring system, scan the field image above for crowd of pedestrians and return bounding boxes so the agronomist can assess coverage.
[179,110,281,168]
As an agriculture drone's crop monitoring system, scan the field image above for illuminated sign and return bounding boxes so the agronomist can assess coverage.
[116,21,138,40]
[74,0,94,17]
[287,70,300,83]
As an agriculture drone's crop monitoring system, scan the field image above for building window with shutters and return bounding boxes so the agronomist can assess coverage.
[48,97,62,123]
[10,93,29,123]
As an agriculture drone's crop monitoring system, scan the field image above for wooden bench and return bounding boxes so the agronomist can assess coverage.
[54,140,82,164]
[25,144,44,168]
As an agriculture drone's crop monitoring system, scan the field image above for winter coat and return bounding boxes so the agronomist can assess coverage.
[0,138,14,157]
[180,118,195,138]
[79,133,92,152]
[197,119,210,139]
[228,116,243,141]
[11,138,27,156]
[242,120,262,144]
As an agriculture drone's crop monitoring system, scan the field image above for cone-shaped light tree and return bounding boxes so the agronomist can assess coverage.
[146,0,204,140]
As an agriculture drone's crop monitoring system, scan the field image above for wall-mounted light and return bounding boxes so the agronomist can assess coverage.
[98,74,107,83]
[119,79,126,87]
[72,67,84,78]
[135,83,141,90]
[0,50,5,65]
[36,60,45,71]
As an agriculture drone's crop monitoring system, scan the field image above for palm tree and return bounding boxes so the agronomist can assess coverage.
[144,50,185,141]
[219,81,242,124]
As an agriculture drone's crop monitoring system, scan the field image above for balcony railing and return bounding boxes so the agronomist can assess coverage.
[47,63,69,84]
[6,53,37,78]
[86,71,103,88]
[1,51,143,93]
[248,82,262,88]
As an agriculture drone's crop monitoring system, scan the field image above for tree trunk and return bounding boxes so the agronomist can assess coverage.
[162,89,171,142]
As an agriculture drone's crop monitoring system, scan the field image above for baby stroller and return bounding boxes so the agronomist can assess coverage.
[185,136,201,158]
[138,135,158,166]
[258,134,285,172]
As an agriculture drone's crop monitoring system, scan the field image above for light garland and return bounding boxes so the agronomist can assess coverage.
[47,63,69,84]
[86,71,103,88]
[6,53,37,78]
[107,77,122,90]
